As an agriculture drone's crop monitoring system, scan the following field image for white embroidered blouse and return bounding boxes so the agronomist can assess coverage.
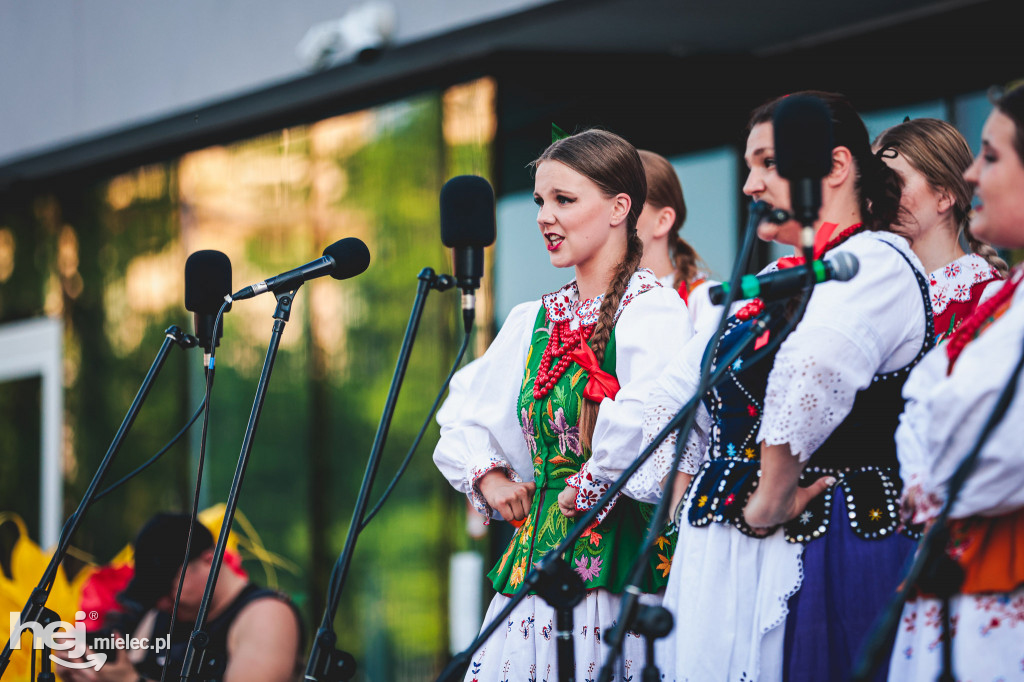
[432,268,692,520]
[632,231,929,504]
[897,269,1024,523]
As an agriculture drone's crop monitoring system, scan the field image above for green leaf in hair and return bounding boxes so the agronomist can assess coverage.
[551,123,569,143]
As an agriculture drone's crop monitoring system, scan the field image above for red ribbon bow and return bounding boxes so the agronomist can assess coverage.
[569,343,620,402]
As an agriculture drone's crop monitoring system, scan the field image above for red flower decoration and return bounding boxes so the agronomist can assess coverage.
[725,494,736,506]
[746,404,758,417]
[79,564,134,632]
[77,550,248,631]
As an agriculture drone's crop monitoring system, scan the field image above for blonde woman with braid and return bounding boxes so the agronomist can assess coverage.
[433,129,691,680]
[636,150,720,333]
[874,118,1007,341]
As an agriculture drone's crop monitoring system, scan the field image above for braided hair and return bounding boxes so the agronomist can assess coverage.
[532,129,646,449]
[748,91,902,232]
[874,118,1008,276]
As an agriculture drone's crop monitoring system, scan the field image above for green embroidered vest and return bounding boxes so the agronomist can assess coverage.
[488,305,676,595]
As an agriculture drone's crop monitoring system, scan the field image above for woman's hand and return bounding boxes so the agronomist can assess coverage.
[743,442,835,529]
[478,470,536,522]
[558,487,580,517]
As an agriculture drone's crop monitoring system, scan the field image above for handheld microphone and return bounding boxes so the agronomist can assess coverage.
[231,237,371,300]
[707,251,859,305]
[184,250,232,363]
[440,175,496,333]
[773,95,834,235]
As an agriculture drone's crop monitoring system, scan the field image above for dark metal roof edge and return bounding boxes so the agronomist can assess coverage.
[0,0,611,190]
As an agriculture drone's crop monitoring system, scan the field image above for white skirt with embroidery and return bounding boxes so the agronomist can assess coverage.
[654,502,804,682]
[888,586,1024,681]
[464,589,662,682]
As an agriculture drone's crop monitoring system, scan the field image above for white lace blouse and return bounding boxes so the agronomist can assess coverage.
[897,269,1024,522]
[433,269,692,521]
[634,231,929,503]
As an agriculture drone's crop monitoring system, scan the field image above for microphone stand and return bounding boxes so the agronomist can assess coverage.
[438,202,799,682]
[304,267,455,682]
[849,332,1024,682]
[179,288,299,681]
[0,325,198,679]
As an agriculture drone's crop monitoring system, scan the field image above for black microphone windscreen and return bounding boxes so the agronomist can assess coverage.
[185,250,232,313]
[440,175,496,248]
[323,238,371,280]
[774,95,834,180]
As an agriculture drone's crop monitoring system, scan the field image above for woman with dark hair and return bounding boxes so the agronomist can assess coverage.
[645,91,932,681]
[433,129,691,680]
[874,118,1006,340]
[636,150,719,333]
[889,82,1024,682]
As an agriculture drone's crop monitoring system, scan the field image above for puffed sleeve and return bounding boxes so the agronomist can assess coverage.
[433,301,540,520]
[621,323,715,504]
[564,286,697,514]
[893,355,941,525]
[758,235,927,460]
[897,281,1024,519]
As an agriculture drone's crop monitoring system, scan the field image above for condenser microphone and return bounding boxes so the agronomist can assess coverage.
[774,94,834,232]
[707,251,859,305]
[184,250,232,363]
[231,238,371,301]
[440,175,496,333]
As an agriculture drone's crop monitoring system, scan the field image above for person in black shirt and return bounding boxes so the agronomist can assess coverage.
[56,512,302,682]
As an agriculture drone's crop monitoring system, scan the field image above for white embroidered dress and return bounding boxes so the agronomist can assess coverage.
[643,232,928,681]
[889,270,1024,682]
[434,269,692,681]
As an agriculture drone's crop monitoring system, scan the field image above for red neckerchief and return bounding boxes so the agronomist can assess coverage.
[734,223,864,349]
[946,266,1024,374]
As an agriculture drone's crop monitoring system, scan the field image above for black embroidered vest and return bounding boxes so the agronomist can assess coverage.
[687,242,934,543]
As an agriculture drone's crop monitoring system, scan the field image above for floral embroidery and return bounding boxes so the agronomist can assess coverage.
[929,254,1001,315]
[510,557,528,588]
[548,407,581,456]
[724,493,736,506]
[697,495,708,507]
[656,553,672,577]
[574,555,603,582]
[520,616,535,639]
[581,524,603,547]
[520,407,538,455]
[540,268,661,330]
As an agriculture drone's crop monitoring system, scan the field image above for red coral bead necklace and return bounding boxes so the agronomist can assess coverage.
[533,319,594,399]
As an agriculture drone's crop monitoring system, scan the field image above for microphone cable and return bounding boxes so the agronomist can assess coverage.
[361,328,473,530]
[321,327,472,612]
[90,398,206,504]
